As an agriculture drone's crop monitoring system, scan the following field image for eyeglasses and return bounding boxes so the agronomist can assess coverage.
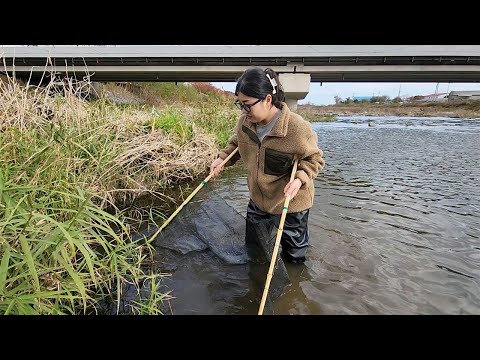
[234,98,262,112]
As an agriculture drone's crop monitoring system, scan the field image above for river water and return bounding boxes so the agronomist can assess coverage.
[153,115,480,315]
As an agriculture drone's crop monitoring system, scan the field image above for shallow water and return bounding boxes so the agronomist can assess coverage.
[154,115,480,315]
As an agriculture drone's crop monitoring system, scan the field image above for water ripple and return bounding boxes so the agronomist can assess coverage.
[161,116,480,314]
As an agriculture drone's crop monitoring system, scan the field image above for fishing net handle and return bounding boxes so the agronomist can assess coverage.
[258,158,299,315]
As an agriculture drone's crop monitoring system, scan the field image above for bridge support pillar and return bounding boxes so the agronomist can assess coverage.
[278,73,310,112]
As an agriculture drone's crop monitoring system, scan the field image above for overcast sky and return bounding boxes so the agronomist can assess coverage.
[211,82,480,105]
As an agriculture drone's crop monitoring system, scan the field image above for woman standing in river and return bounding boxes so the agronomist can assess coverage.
[210,67,325,264]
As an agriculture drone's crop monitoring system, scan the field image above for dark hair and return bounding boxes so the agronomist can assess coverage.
[235,67,285,108]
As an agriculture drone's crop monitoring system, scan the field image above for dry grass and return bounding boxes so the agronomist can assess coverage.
[108,126,216,207]
[0,73,222,212]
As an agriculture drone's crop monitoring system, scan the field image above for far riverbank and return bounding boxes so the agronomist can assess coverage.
[298,101,480,121]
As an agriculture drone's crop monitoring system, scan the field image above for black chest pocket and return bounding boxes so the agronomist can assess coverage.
[264,148,294,176]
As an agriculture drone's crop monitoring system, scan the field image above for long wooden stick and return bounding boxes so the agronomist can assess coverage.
[147,147,239,241]
[258,159,299,315]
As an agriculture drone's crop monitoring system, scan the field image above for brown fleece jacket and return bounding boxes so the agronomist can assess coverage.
[218,103,325,214]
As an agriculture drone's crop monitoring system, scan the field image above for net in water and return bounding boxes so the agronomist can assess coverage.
[150,195,291,314]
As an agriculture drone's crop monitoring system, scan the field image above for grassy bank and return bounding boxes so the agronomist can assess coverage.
[0,76,238,314]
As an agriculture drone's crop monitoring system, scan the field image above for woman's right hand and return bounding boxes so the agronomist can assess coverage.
[210,157,224,178]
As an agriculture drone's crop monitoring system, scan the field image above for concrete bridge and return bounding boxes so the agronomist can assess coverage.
[2,45,480,109]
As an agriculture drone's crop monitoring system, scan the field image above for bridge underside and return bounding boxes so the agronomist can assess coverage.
[3,55,480,67]
[1,55,480,83]
[4,65,480,83]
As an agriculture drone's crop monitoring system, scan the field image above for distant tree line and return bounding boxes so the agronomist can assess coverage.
[334,95,403,105]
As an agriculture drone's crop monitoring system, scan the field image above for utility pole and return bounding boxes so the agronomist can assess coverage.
[434,82,439,102]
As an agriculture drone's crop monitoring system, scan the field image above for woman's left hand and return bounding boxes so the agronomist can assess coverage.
[284,178,302,199]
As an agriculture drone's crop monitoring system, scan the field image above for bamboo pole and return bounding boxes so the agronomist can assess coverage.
[258,159,299,315]
[148,147,239,241]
